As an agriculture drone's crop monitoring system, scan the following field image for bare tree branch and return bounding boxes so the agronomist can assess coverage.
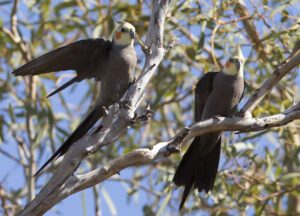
[241,47,300,113]
[16,100,300,213]
[17,0,170,215]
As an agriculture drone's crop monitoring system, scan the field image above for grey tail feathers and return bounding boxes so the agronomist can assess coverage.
[47,77,78,98]
[173,137,221,210]
[179,176,194,210]
[34,107,103,177]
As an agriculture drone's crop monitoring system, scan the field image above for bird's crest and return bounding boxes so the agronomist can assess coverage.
[232,45,245,62]
[224,44,245,77]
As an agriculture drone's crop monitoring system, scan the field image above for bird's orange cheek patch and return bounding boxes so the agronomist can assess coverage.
[225,61,230,68]
[115,32,122,40]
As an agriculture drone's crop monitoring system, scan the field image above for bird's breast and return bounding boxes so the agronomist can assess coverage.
[202,74,244,119]
[97,47,136,106]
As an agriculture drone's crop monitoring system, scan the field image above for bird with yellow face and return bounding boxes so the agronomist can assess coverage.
[12,22,137,176]
[173,46,245,210]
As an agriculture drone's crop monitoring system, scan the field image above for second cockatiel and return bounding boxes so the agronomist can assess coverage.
[173,47,245,210]
[13,22,137,176]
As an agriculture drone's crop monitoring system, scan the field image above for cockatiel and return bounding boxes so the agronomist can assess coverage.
[173,46,245,210]
[13,22,137,176]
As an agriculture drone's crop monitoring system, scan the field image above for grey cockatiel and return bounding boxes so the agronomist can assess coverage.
[173,47,245,210]
[13,22,136,97]
[13,22,137,176]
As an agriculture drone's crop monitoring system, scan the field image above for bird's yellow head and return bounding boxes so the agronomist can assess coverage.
[224,46,245,77]
[113,22,135,46]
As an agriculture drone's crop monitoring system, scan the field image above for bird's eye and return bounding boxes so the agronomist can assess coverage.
[229,58,234,62]
[121,28,125,32]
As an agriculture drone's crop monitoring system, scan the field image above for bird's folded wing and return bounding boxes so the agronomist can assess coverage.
[194,72,218,121]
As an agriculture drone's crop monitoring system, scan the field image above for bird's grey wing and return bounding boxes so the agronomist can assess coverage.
[13,38,111,77]
[13,38,112,96]
[194,72,218,121]
[173,72,218,210]
[231,80,246,114]
[173,72,217,185]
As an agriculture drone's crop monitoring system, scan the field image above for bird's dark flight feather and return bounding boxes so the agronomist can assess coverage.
[13,39,112,96]
[173,72,218,210]
[34,107,103,177]
[174,71,244,210]
[47,76,78,98]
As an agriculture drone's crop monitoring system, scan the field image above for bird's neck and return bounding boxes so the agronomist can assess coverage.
[113,38,134,47]
[223,64,244,78]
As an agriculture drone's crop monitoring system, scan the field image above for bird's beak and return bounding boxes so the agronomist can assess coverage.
[234,60,240,71]
[129,29,135,39]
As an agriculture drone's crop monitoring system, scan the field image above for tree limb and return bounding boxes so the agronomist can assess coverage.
[241,45,300,113]
[18,101,300,212]
[17,0,170,215]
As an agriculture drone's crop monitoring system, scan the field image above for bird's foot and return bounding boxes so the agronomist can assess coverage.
[138,104,154,122]
[101,106,109,116]
[164,127,190,156]
[214,115,225,121]
[129,77,136,86]
[131,104,154,125]
[165,38,179,53]
[119,99,132,111]
[235,110,252,119]
[141,45,151,55]
[165,145,181,156]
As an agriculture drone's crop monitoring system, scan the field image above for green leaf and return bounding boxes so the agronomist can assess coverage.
[54,1,78,15]
[280,172,300,181]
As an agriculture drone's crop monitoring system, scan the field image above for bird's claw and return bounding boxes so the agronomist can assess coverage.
[132,104,154,124]
[138,105,154,122]
[165,145,181,157]
[142,46,151,55]
[101,106,109,116]
[130,77,136,86]
[165,38,179,53]
[129,113,138,125]
[235,110,252,119]
[119,99,132,110]
[214,115,224,121]
[164,127,190,157]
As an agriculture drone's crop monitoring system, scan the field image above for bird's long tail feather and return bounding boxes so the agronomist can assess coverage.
[173,136,221,210]
[47,77,78,98]
[34,107,103,177]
